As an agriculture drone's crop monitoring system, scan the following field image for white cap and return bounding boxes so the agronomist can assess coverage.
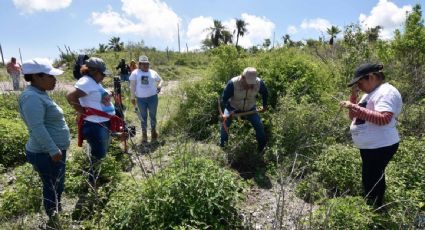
[22,58,63,76]
[242,67,258,84]
[138,55,149,63]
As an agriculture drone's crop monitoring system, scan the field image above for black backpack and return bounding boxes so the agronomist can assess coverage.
[73,54,89,80]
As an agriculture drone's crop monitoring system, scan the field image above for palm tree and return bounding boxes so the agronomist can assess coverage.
[108,36,124,52]
[263,38,271,49]
[222,30,233,44]
[98,43,107,53]
[326,26,341,45]
[208,20,225,47]
[283,34,291,45]
[235,19,248,48]
[366,26,382,43]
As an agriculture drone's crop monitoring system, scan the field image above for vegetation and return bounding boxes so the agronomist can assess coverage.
[0,3,424,229]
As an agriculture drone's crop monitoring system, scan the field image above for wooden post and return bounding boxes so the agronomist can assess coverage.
[19,48,23,64]
[0,43,4,65]
[177,23,181,53]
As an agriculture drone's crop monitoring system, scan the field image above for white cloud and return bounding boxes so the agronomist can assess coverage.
[287,25,298,35]
[238,13,275,47]
[300,18,332,32]
[13,0,71,14]
[186,16,214,50]
[359,0,412,39]
[90,0,181,42]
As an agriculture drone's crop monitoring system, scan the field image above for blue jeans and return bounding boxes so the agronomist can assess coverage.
[137,94,158,130]
[83,120,110,183]
[120,73,129,82]
[220,108,266,152]
[26,150,66,217]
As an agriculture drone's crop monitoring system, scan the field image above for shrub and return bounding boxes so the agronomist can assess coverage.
[0,118,28,168]
[384,137,425,227]
[0,164,42,220]
[268,95,349,177]
[303,196,377,230]
[312,144,362,196]
[101,155,245,229]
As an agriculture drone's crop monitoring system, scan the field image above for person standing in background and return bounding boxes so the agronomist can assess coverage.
[116,58,130,82]
[129,55,163,143]
[6,57,22,90]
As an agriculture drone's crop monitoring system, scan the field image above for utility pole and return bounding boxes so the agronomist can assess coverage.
[177,23,181,53]
[272,32,275,49]
[19,48,23,64]
[0,43,4,65]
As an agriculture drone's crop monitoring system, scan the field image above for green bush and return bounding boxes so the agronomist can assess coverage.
[0,118,28,167]
[257,49,335,108]
[101,155,245,229]
[0,164,42,220]
[268,95,349,177]
[384,137,425,227]
[303,196,377,230]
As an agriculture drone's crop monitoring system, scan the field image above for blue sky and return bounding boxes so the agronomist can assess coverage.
[0,0,420,62]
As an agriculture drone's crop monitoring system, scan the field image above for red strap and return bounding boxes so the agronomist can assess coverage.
[77,108,125,147]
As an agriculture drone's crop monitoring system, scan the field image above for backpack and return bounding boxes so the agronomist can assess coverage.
[73,54,89,80]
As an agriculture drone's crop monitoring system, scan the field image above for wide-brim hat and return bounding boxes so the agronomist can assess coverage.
[347,63,383,87]
[242,67,258,84]
[85,57,111,75]
[22,58,63,76]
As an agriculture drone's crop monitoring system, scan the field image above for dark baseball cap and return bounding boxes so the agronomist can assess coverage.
[347,63,383,87]
[85,57,111,75]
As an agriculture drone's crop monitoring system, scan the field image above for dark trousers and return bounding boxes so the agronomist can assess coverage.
[26,150,67,217]
[360,143,398,207]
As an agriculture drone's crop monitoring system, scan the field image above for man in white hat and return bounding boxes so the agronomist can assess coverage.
[129,55,163,142]
[220,67,268,153]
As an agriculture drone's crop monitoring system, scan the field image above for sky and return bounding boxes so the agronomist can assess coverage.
[0,0,420,63]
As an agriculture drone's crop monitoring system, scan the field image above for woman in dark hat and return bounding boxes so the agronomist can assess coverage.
[340,63,403,209]
[66,57,115,185]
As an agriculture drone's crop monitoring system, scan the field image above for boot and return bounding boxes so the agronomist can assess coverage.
[142,129,148,143]
[151,129,158,141]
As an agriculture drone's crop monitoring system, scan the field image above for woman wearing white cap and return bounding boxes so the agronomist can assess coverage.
[19,58,70,225]
[129,55,163,142]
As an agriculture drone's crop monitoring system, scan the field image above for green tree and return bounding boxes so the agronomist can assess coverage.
[366,25,382,43]
[235,19,248,48]
[222,30,233,44]
[205,19,233,48]
[263,38,271,49]
[283,34,291,45]
[108,36,124,52]
[98,43,107,53]
[392,4,425,102]
[327,25,341,45]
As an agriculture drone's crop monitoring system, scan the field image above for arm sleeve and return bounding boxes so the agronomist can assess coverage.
[222,81,234,105]
[20,95,60,156]
[259,80,268,107]
[349,105,393,125]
